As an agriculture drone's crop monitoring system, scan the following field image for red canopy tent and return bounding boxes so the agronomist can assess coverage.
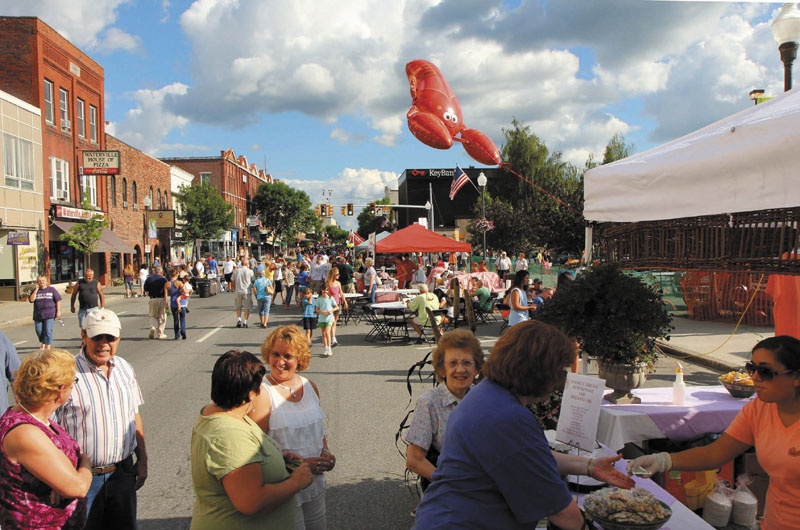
[375,223,471,253]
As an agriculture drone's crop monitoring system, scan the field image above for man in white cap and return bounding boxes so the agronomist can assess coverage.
[54,308,147,530]
[496,251,511,283]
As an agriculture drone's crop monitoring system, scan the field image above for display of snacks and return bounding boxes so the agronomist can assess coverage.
[719,371,756,398]
[583,487,672,530]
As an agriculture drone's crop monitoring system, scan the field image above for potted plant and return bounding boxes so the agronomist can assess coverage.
[539,263,673,403]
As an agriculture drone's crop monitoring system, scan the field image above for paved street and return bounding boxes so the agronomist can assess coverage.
[3,292,723,530]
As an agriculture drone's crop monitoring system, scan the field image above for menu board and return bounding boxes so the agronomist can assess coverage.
[556,372,606,452]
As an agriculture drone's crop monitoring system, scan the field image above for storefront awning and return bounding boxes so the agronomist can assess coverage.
[52,221,136,254]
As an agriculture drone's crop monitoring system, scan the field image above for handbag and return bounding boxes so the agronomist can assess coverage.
[419,445,440,492]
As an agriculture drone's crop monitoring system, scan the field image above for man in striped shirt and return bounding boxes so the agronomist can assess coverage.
[54,308,147,530]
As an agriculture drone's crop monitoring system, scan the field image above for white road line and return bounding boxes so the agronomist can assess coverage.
[13,341,27,346]
[117,311,127,315]
[196,326,222,343]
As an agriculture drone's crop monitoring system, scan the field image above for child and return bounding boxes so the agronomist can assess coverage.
[180,280,192,314]
[296,263,311,308]
[301,288,316,345]
[314,287,338,357]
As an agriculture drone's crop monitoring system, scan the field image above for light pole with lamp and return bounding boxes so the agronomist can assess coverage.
[771,3,800,92]
[477,171,487,262]
[143,196,152,267]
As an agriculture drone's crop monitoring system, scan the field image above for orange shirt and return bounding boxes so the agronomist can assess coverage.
[725,398,800,530]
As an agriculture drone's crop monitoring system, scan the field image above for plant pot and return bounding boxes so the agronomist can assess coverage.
[597,360,649,404]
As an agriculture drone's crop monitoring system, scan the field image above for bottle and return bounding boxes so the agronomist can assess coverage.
[672,362,686,405]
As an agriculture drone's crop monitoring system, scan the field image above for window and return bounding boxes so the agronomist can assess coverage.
[110,175,116,207]
[200,172,211,185]
[44,80,54,124]
[81,174,97,206]
[157,188,162,209]
[89,105,97,143]
[122,177,128,206]
[49,157,70,201]
[3,133,34,190]
[149,186,154,208]
[164,191,169,209]
[132,181,138,208]
[76,98,85,138]
[59,88,70,130]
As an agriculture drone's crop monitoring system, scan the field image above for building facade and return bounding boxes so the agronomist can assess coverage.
[169,165,194,263]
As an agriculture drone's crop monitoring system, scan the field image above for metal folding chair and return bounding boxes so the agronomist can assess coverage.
[363,306,388,342]
[382,308,410,342]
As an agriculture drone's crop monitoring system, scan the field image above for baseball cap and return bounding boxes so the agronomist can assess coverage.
[533,278,542,284]
[82,309,122,338]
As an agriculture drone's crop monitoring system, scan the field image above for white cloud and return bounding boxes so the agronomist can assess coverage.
[330,128,365,145]
[95,27,141,54]
[109,83,190,155]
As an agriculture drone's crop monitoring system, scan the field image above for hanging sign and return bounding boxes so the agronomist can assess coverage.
[7,231,30,245]
[82,150,120,175]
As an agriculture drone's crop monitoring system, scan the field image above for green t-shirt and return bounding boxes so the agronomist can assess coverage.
[408,292,441,326]
[190,412,296,530]
[476,286,492,311]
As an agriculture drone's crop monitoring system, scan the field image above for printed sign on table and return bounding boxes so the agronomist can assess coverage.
[556,372,606,452]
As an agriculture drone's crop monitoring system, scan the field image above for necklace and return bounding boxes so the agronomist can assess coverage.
[18,403,51,427]
[269,374,298,398]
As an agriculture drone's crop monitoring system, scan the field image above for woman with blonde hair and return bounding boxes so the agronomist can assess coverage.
[123,263,136,298]
[0,349,92,529]
[250,325,335,530]
[325,268,346,347]
[514,252,529,274]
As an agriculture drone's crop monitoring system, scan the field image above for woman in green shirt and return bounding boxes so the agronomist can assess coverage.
[190,350,313,530]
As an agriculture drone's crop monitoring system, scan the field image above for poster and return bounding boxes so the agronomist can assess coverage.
[17,232,39,283]
[7,231,30,245]
[555,372,606,452]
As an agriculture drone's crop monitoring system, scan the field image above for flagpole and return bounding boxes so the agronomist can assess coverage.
[429,183,434,232]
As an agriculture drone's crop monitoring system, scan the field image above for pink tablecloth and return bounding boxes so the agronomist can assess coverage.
[602,386,751,442]
[427,270,505,293]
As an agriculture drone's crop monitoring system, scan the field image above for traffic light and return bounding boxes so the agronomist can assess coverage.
[341,206,347,216]
[314,204,320,217]
[327,204,334,217]
[347,203,354,216]
[369,202,376,215]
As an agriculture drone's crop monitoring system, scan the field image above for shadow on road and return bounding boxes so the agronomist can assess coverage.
[327,475,417,529]
[139,517,191,530]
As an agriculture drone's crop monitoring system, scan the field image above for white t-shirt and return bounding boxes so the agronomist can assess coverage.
[139,268,148,282]
[195,261,205,276]
[232,267,254,294]
[223,260,236,275]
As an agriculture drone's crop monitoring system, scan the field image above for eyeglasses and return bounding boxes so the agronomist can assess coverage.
[744,361,797,381]
[89,334,119,343]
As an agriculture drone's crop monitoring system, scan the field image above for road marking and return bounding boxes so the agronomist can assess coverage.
[196,326,222,343]
[13,341,27,346]
[117,311,127,315]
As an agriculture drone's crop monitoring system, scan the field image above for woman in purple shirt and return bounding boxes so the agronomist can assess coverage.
[28,276,61,351]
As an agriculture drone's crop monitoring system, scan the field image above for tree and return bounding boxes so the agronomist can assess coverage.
[323,225,349,246]
[251,181,318,246]
[176,182,234,242]
[58,191,108,272]
[356,197,393,237]
[602,132,634,165]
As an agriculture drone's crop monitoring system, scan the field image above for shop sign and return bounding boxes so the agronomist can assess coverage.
[82,150,120,175]
[173,230,184,240]
[146,210,176,229]
[55,205,105,221]
[145,244,151,253]
[7,231,30,245]
[18,244,38,283]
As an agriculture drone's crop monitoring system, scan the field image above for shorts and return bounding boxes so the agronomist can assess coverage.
[317,321,333,329]
[302,316,317,330]
[342,283,356,294]
[234,293,252,310]
[257,296,272,316]
[224,273,233,283]
[274,279,282,292]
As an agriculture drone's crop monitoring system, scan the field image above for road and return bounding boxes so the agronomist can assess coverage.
[2,291,723,529]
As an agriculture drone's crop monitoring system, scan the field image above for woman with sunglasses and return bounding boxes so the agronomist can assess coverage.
[628,335,800,530]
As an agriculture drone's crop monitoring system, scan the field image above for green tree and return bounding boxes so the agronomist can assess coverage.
[252,181,318,246]
[356,197,392,237]
[176,182,234,242]
[58,191,108,271]
[602,132,634,164]
[323,225,349,246]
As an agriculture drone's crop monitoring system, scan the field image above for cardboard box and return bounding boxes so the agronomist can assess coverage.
[655,460,734,509]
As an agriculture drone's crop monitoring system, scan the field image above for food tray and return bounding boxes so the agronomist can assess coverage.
[585,500,672,530]
[719,378,756,398]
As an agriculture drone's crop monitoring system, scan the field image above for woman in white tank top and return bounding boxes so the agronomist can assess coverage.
[250,325,335,530]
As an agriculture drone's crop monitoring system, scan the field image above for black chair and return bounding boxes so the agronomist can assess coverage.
[474,293,498,324]
[362,306,388,342]
[382,308,410,342]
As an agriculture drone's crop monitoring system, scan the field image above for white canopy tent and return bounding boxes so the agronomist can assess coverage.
[583,87,800,262]
[354,230,391,252]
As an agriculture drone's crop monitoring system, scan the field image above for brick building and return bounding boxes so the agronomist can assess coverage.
[0,17,118,285]
[160,149,272,257]
[105,134,172,271]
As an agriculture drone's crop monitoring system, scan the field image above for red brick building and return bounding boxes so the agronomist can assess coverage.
[160,149,272,256]
[0,17,117,285]
[105,135,172,270]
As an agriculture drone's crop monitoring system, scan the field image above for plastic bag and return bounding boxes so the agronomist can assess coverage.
[702,478,733,527]
[732,474,758,528]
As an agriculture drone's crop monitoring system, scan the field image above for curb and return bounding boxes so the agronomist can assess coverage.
[657,340,737,374]
[1,293,129,330]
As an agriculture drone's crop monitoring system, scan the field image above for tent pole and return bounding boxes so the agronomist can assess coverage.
[584,225,593,264]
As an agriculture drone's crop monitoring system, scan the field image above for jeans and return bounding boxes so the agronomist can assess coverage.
[172,306,186,338]
[258,296,272,316]
[285,284,295,305]
[85,455,137,530]
[124,280,134,292]
[295,490,327,530]
[34,318,55,345]
[78,307,99,330]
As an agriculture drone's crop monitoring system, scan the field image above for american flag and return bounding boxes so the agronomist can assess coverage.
[449,165,471,200]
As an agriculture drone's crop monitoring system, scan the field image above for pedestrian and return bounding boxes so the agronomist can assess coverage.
[315,287,338,357]
[337,256,356,294]
[195,258,205,278]
[252,268,274,329]
[232,259,254,328]
[309,255,328,294]
[138,264,148,297]
[507,270,533,328]
[496,251,511,282]
[296,263,311,307]
[273,256,284,305]
[284,261,296,310]
[54,309,148,530]
[222,255,236,292]
[144,265,169,339]
[514,252,529,274]
[301,288,316,344]
[70,268,104,330]
[28,275,62,350]
[326,268,345,347]
[123,263,135,298]
[166,268,187,340]
[0,330,21,414]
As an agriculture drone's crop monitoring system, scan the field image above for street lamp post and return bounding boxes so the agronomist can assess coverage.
[771,3,800,92]
[477,171,487,262]
[143,196,152,266]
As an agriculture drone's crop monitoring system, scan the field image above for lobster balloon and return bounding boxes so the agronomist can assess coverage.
[405,59,501,166]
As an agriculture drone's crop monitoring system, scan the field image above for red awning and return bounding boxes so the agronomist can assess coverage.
[375,224,471,253]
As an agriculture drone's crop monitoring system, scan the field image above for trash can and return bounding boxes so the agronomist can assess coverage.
[196,279,211,298]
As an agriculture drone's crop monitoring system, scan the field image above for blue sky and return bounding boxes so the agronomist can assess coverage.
[1,0,793,229]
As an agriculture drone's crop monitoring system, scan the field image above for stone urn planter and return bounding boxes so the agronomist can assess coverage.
[597,360,649,404]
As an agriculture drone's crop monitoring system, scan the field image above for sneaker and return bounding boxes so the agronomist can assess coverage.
[332,338,338,347]
[149,328,155,339]
[415,337,425,344]
[181,332,186,340]
[236,321,242,328]
[323,348,332,357]
[243,322,248,328]
[157,334,169,339]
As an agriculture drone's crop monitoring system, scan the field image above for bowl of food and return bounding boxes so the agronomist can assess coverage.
[719,371,755,398]
[583,487,672,530]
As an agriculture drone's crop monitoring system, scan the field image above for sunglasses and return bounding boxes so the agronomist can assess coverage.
[744,361,797,381]
[90,334,119,343]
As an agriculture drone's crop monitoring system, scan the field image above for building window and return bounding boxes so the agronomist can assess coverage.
[149,186,154,208]
[122,177,128,206]
[81,174,97,206]
[50,157,70,201]
[89,105,97,143]
[44,80,54,124]
[76,98,85,138]
[3,133,35,191]
[164,191,169,209]
[157,188,162,209]
[132,181,138,205]
[59,88,70,130]
[110,175,116,207]
[200,172,211,185]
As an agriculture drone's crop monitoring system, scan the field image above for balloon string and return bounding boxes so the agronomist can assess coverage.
[499,163,579,214]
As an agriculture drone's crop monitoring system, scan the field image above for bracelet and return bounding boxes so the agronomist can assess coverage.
[586,458,594,478]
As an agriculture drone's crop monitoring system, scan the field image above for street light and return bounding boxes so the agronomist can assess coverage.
[477,171,487,261]
[142,196,152,266]
[771,3,800,91]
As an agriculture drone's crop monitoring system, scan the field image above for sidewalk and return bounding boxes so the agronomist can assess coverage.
[1,285,135,329]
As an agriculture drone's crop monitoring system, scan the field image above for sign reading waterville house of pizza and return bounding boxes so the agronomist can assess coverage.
[82,150,120,175]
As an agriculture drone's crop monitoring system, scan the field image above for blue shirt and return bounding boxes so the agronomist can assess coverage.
[207,259,218,273]
[297,271,310,287]
[415,380,572,529]
[314,296,336,323]
[253,277,272,299]
[0,331,21,414]
[302,298,316,318]
[507,288,529,327]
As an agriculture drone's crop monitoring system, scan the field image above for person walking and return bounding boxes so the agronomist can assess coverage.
[326,268,346,347]
[70,269,104,330]
[253,269,274,329]
[273,256,284,305]
[284,262,297,310]
[232,259,254,328]
[29,275,62,350]
[138,264,148,297]
[123,264,136,298]
[314,287,338,357]
[222,255,236,292]
[496,251,511,283]
[337,256,356,294]
[144,266,169,339]
[0,330,21,414]
[166,269,187,340]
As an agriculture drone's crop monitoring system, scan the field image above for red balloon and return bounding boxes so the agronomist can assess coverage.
[406,60,500,165]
